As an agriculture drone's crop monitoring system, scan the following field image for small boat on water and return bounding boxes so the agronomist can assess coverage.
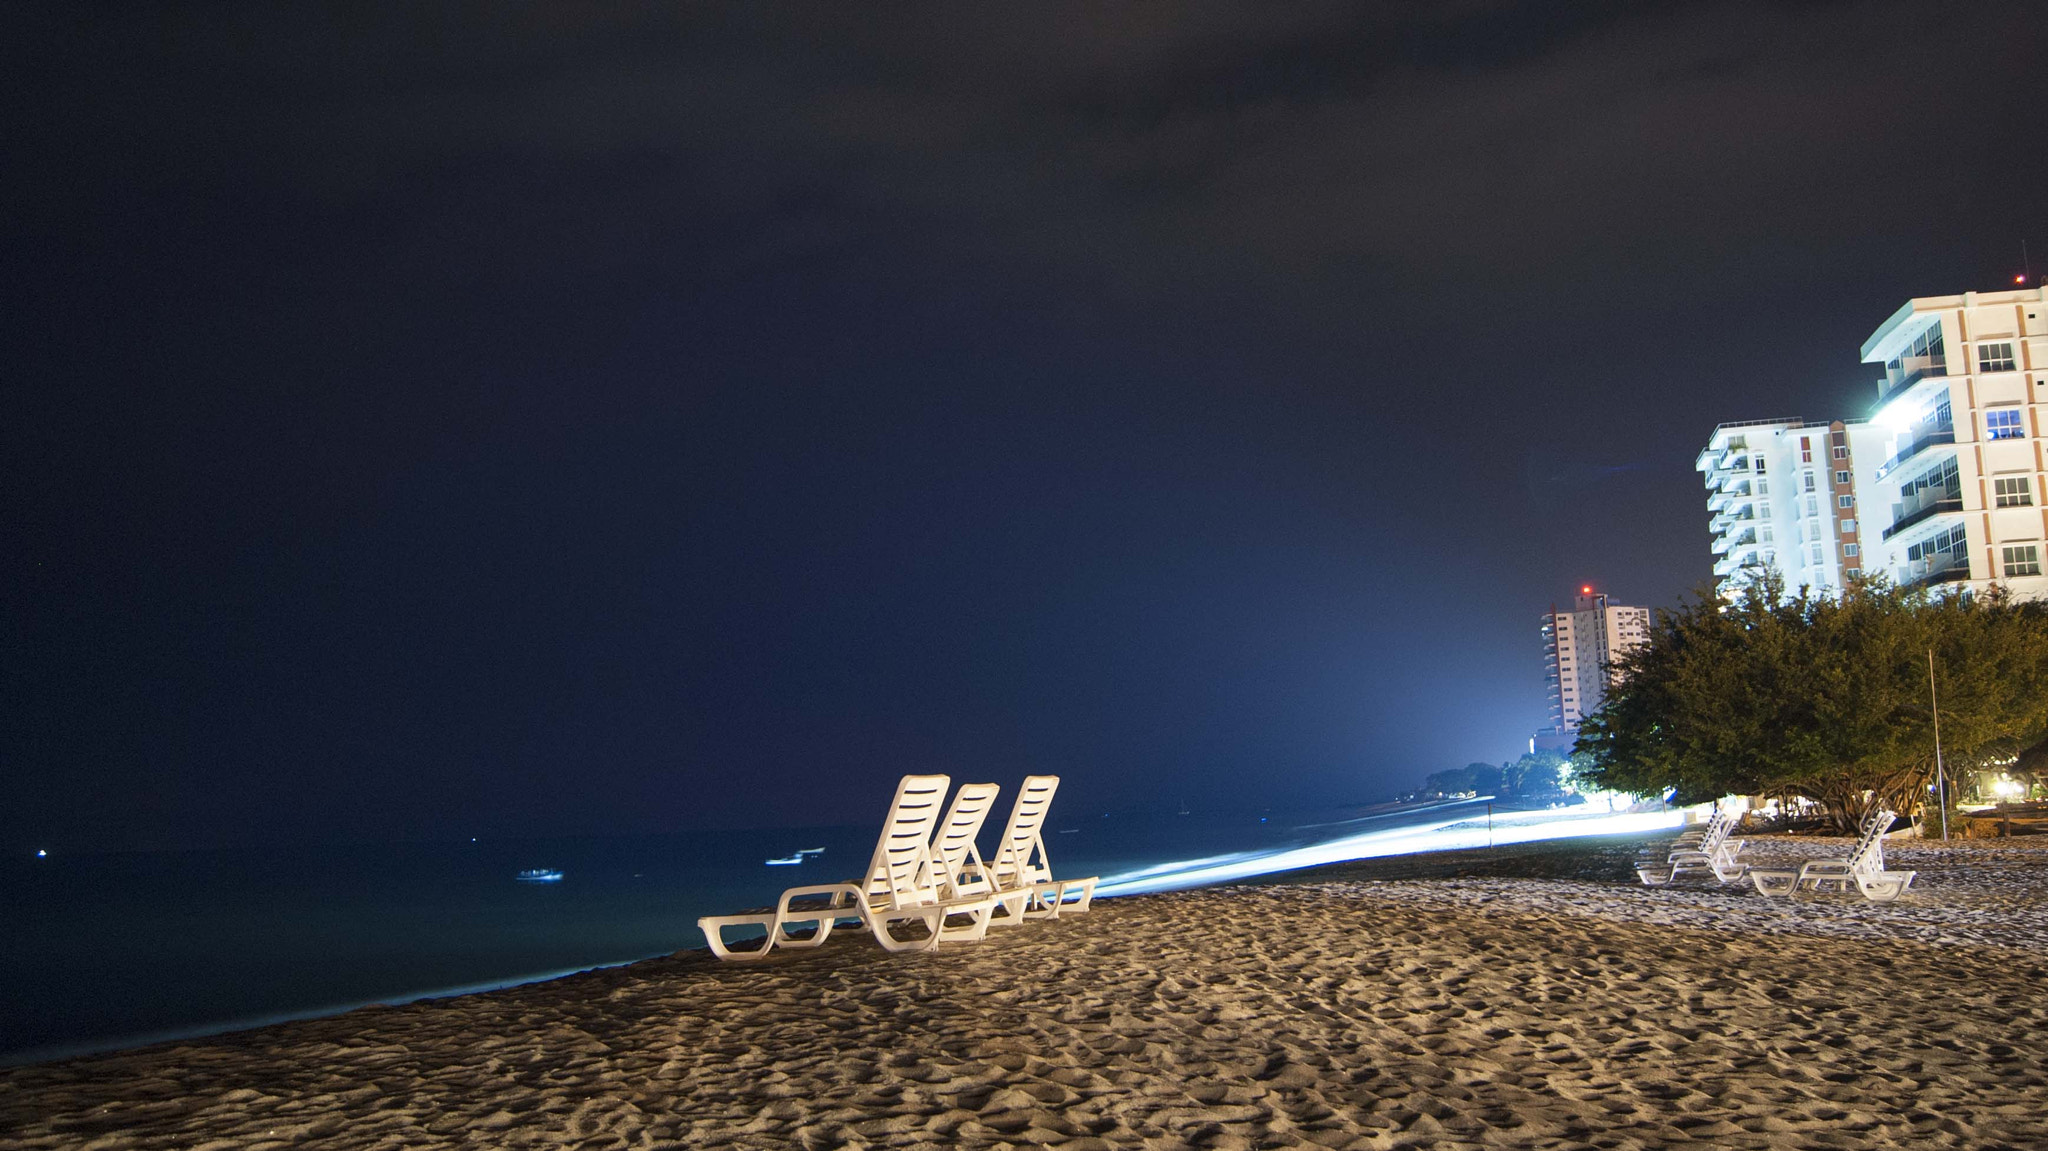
[517,869,564,883]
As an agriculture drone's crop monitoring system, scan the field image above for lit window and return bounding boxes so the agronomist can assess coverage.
[1986,409,2023,440]
[2002,544,2042,578]
[1844,543,1859,557]
[1800,439,1813,463]
[1994,477,2033,507]
[1838,494,1855,509]
[1835,470,1851,485]
[1832,445,1848,460]
[1978,342,2016,373]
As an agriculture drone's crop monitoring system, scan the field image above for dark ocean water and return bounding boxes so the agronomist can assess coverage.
[0,801,1481,1064]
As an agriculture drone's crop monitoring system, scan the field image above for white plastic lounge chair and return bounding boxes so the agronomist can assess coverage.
[1638,806,1746,885]
[1748,808,1916,902]
[697,775,999,960]
[982,775,1097,922]
[925,781,1004,942]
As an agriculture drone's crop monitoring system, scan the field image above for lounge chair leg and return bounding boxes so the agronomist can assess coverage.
[874,910,944,953]
[1054,877,1096,914]
[1748,870,1796,897]
[698,916,777,961]
[773,913,845,949]
[989,890,1031,924]
[938,902,994,944]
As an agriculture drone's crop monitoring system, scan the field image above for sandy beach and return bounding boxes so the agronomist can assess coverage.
[5,832,2047,1150]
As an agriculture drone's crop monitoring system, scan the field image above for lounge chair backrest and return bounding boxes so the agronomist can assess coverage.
[1697,807,1731,852]
[1847,809,1894,873]
[930,782,1001,898]
[862,774,951,909]
[990,774,1059,888]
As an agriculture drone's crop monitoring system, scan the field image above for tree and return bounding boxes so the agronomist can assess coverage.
[1574,571,2048,831]
[1419,762,1503,799]
[1503,748,1572,801]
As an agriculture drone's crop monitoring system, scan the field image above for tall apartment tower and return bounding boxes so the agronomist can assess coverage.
[1699,284,2047,602]
[1860,287,2046,598]
[1537,588,1650,746]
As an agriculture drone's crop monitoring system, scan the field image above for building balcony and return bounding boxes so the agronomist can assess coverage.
[1711,528,1758,556]
[1709,507,1757,534]
[1696,419,1801,475]
[1873,428,1956,482]
[1707,484,1755,514]
[1877,355,1946,403]
[1900,554,1971,592]
[1882,497,1964,541]
[1714,551,1766,579]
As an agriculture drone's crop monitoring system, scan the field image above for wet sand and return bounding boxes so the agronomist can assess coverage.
[5,832,2046,1149]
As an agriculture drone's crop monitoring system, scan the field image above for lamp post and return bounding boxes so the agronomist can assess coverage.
[1928,648,1948,841]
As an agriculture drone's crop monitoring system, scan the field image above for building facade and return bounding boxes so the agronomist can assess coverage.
[1538,588,1650,745]
[1862,288,2047,599]
[1697,417,1891,596]
[1699,285,2048,601]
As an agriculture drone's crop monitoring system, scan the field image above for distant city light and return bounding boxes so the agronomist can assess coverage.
[2018,275,2028,285]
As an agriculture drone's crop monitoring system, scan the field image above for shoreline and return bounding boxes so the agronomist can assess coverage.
[0,956,669,1072]
[6,833,2046,1147]
[3,803,1670,1068]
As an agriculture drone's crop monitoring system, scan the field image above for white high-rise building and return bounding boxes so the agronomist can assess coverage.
[1700,284,2047,602]
[1538,588,1650,743]
[1697,417,1891,597]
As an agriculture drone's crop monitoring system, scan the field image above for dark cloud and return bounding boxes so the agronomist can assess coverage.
[4,1,2042,849]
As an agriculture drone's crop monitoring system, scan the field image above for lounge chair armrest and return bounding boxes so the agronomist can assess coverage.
[775,884,865,916]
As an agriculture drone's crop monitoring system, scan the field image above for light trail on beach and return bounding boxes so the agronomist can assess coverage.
[1095,808,1685,896]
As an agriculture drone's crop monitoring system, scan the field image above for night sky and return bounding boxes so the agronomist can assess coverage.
[6,2,2043,851]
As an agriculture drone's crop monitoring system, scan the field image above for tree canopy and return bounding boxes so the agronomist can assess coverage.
[1410,749,1576,804]
[1573,573,2048,829]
